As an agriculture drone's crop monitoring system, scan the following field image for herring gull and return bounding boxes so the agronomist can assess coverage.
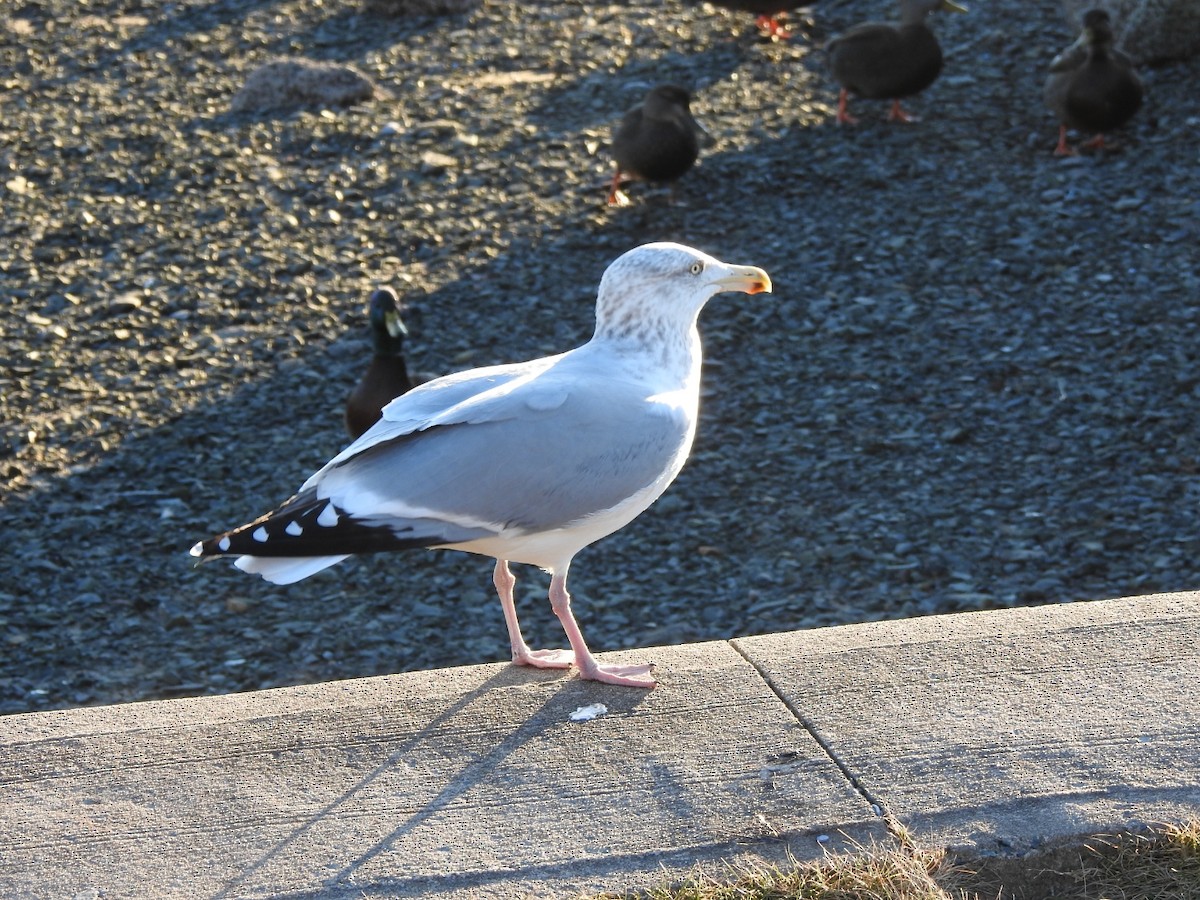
[191,242,772,688]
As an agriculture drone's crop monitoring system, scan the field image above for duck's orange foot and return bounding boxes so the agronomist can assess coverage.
[887,100,919,123]
[836,89,859,126]
[755,13,792,40]
[1053,126,1078,157]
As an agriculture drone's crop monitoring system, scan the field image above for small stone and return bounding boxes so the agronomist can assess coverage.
[230,58,376,114]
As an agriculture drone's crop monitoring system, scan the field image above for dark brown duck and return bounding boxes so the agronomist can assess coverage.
[827,0,967,124]
[1044,8,1144,156]
[608,84,707,206]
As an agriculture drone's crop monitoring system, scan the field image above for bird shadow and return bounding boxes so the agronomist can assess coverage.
[205,667,654,899]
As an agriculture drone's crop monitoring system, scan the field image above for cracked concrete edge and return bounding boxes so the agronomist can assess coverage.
[731,593,1200,867]
[726,635,914,856]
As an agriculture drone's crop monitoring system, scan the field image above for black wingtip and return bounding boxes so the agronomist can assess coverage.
[189,491,462,563]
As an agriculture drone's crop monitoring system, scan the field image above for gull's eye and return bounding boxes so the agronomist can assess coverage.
[690,262,704,275]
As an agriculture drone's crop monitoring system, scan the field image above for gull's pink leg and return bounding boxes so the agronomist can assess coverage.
[547,570,656,688]
[494,560,574,669]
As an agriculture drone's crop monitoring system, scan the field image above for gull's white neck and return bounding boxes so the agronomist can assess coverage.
[589,312,704,393]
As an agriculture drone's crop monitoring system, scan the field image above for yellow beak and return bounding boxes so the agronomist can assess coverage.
[384,308,408,338]
[710,265,772,296]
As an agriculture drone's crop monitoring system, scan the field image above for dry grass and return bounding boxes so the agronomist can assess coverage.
[603,840,974,900]
[602,821,1200,900]
[1052,819,1200,900]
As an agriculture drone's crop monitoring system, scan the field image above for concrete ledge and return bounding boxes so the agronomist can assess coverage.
[736,592,1200,856]
[1,592,1198,898]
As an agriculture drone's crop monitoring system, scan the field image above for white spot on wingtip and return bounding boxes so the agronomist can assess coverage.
[218,537,232,552]
[286,521,303,537]
[189,541,204,557]
[252,527,269,543]
[317,505,339,527]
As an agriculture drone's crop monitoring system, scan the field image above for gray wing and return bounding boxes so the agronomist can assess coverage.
[195,358,692,579]
[306,354,562,488]
[317,372,692,535]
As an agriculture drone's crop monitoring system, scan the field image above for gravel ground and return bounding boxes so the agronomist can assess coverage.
[2,0,1198,716]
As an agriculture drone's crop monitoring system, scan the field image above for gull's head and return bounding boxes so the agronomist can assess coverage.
[594,242,771,343]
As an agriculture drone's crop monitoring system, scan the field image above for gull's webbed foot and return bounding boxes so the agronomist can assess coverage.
[513,647,576,670]
[576,658,657,688]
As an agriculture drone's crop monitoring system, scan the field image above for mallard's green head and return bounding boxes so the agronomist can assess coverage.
[367,287,408,358]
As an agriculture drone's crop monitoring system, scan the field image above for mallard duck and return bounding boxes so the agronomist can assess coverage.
[608,85,708,207]
[192,243,772,688]
[1044,9,1144,156]
[827,0,967,125]
[345,287,414,440]
[688,0,800,39]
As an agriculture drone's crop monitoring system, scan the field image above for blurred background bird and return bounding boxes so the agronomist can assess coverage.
[827,0,967,125]
[345,286,414,440]
[1044,8,1144,156]
[608,84,709,207]
[687,0,803,40]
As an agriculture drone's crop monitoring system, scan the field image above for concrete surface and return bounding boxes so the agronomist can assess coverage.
[1,592,1198,899]
[0,642,881,899]
[735,591,1200,856]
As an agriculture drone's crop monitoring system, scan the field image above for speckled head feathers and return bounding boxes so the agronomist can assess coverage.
[593,243,771,345]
